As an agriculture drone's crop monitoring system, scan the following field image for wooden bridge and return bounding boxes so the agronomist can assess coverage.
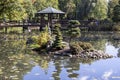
[0,20,89,33]
[0,21,41,27]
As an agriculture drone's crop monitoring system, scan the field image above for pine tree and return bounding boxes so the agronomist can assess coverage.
[67,20,81,41]
[52,24,63,50]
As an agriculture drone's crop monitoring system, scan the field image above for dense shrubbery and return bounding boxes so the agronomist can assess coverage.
[29,26,51,49]
[30,24,65,50]
[70,41,94,55]
[37,31,51,48]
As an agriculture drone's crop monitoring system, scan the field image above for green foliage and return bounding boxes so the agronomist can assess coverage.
[0,0,27,20]
[52,24,64,50]
[112,0,120,22]
[108,0,119,19]
[78,42,93,50]
[37,26,51,48]
[29,26,51,49]
[58,0,76,19]
[33,0,58,11]
[67,20,81,40]
[31,35,38,44]
[112,23,120,31]
[70,41,94,55]
[0,0,118,21]
[70,42,83,55]
[69,20,80,25]
[22,0,36,20]
[89,0,108,20]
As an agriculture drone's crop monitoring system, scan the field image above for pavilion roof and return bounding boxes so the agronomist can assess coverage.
[37,7,65,14]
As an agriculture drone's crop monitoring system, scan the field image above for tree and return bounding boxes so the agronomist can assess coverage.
[33,0,58,12]
[88,0,108,20]
[52,24,64,50]
[112,0,120,22]
[67,20,81,41]
[108,0,119,20]
[77,0,93,20]
[58,0,76,19]
[22,0,36,20]
[0,0,27,20]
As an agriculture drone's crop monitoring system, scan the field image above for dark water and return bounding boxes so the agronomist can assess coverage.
[0,32,120,80]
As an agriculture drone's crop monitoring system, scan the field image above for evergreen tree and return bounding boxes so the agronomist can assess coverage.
[112,0,120,22]
[67,20,81,41]
[52,24,63,50]
[108,0,119,20]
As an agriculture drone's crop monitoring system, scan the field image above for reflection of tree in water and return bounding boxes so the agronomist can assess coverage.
[91,39,107,51]
[0,40,43,79]
[37,55,51,74]
[79,32,120,50]
[63,58,94,79]
[64,58,79,79]
[52,57,62,80]
[0,54,35,80]
[108,40,120,48]
[117,48,120,57]
[50,56,95,80]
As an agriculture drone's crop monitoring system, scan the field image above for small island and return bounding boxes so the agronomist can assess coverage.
[28,20,113,59]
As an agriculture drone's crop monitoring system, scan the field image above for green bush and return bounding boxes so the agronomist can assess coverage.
[69,20,80,26]
[70,41,94,55]
[37,29,51,48]
[70,42,83,55]
[30,26,51,49]
[78,42,93,50]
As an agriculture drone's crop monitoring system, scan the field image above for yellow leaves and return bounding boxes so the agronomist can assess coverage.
[37,31,50,47]
[0,69,3,75]
[19,0,24,3]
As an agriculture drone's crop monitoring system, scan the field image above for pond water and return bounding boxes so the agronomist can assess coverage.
[0,32,120,80]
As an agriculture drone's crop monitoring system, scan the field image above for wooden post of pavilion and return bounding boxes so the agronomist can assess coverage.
[36,7,65,31]
[40,14,45,31]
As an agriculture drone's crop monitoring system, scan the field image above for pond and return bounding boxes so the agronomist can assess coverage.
[0,32,120,80]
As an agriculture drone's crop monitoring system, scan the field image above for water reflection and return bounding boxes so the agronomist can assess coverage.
[0,32,120,80]
[23,66,49,80]
[23,57,95,80]
[117,48,120,57]
[105,42,119,56]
